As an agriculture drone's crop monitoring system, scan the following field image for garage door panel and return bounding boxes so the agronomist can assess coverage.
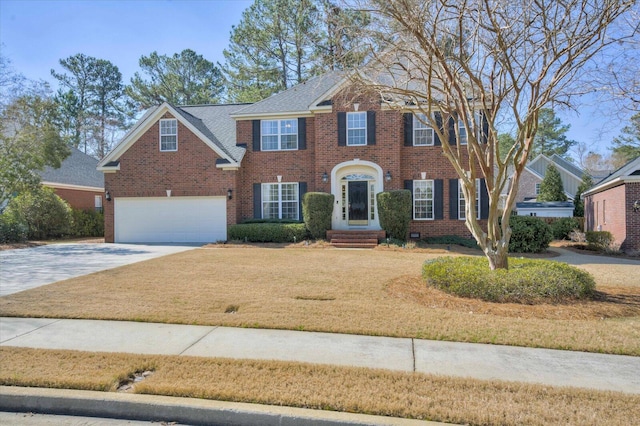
[115,197,226,243]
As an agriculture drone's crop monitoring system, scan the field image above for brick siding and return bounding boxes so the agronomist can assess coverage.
[48,186,103,211]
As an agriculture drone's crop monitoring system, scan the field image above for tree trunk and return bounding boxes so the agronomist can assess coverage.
[485,246,509,270]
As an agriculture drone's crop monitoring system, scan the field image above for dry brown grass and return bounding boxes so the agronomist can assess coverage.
[2,347,638,426]
[1,246,639,355]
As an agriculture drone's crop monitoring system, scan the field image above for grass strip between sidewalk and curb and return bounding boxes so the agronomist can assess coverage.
[1,347,639,426]
[1,247,638,355]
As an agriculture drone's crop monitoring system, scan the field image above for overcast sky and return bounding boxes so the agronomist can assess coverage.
[0,0,630,156]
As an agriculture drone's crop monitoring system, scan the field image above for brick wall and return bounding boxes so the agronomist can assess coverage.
[624,182,640,251]
[104,112,237,242]
[585,184,626,250]
[48,186,103,211]
[515,168,542,202]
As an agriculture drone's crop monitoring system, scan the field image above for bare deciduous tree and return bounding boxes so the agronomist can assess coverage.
[347,0,636,269]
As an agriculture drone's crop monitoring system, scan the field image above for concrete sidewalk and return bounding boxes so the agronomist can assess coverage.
[2,317,639,394]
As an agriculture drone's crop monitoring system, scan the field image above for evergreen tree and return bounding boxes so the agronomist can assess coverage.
[537,164,567,202]
[126,49,224,108]
[611,112,640,162]
[531,109,577,159]
[573,173,594,217]
[498,133,516,161]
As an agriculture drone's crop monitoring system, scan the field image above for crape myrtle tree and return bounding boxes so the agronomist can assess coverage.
[347,0,636,270]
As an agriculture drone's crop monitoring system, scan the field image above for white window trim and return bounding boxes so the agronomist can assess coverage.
[458,117,468,145]
[413,179,434,220]
[459,179,481,220]
[413,113,434,146]
[261,182,299,220]
[159,119,178,152]
[535,183,541,195]
[261,119,298,151]
[346,111,367,146]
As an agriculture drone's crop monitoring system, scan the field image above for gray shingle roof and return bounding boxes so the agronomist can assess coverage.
[176,103,249,163]
[593,156,640,186]
[231,71,345,116]
[516,201,574,209]
[40,148,104,189]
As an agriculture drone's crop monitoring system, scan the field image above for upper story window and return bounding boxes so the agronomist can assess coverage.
[458,118,468,145]
[413,180,434,220]
[262,119,298,151]
[459,179,481,220]
[160,119,177,151]
[535,183,541,195]
[347,112,367,146]
[262,182,299,220]
[414,113,434,146]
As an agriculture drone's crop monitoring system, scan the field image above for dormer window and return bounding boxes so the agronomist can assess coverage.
[160,119,177,151]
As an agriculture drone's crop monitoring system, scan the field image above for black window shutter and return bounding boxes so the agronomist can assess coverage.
[253,183,262,219]
[252,120,261,152]
[298,182,307,221]
[448,115,457,145]
[434,112,442,146]
[298,118,306,150]
[337,112,346,146]
[434,179,443,220]
[367,111,376,145]
[403,113,413,146]
[481,112,489,144]
[449,179,459,219]
[480,178,489,219]
[404,180,413,194]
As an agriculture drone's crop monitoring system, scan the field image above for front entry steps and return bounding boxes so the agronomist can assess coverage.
[326,230,386,249]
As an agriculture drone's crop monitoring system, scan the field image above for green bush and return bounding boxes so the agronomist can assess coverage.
[302,192,334,239]
[585,231,614,251]
[377,190,412,241]
[3,188,72,239]
[507,216,552,253]
[424,235,479,249]
[423,256,595,303]
[550,217,581,240]
[69,209,104,237]
[228,222,308,243]
[0,214,28,243]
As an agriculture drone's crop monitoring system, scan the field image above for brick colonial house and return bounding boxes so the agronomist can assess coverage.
[41,147,104,211]
[583,156,640,252]
[97,72,488,243]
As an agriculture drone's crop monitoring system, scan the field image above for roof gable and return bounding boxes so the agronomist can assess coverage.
[584,156,640,196]
[98,103,244,170]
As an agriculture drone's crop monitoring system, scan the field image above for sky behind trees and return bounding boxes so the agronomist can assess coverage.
[0,0,631,156]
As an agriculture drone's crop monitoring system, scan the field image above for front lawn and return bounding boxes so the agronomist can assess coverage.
[1,246,638,355]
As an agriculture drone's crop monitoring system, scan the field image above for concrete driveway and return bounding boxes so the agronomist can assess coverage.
[0,243,197,296]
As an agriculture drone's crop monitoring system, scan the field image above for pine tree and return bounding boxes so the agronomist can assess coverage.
[530,109,577,159]
[537,165,567,202]
[573,173,594,217]
[611,112,640,162]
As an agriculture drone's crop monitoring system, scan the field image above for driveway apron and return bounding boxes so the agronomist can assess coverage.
[0,243,196,296]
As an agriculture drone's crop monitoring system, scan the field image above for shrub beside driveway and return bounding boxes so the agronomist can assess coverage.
[1,246,638,355]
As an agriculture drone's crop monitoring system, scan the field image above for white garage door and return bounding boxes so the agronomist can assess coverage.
[115,197,227,243]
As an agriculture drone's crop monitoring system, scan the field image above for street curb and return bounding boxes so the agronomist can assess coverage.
[0,386,444,426]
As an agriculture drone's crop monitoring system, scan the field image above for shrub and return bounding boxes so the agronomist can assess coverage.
[69,209,104,237]
[424,235,480,249]
[228,222,308,243]
[376,190,412,241]
[3,188,72,239]
[507,216,552,253]
[550,217,581,240]
[423,256,596,303]
[586,231,614,251]
[0,214,28,243]
[302,192,334,239]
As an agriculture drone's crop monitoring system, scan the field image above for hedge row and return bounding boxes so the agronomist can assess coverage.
[228,222,309,243]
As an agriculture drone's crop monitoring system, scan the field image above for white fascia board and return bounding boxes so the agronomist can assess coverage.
[307,75,350,110]
[583,176,640,196]
[216,163,241,170]
[97,164,121,172]
[42,182,104,192]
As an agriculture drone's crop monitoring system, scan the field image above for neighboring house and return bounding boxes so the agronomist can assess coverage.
[40,147,105,211]
[515,201,574,218]
[515,154,584,203]
[97,71,490,244]
[583,156,640,252]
